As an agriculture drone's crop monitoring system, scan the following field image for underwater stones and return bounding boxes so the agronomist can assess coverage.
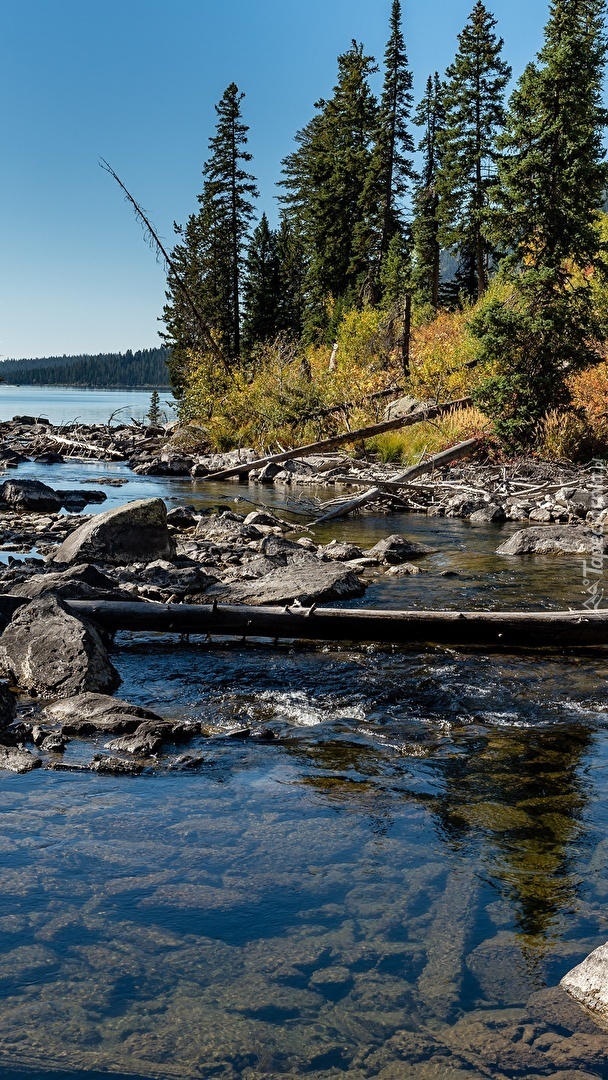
[0,478,62,513]
[51,498,176,565]
[367,535,434,564]
[43,692,164,736]
[561,942,608,1022]
[0,595,120,697]
[496,525,607,556]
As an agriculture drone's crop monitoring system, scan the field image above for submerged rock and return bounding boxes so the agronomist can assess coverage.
[43,692,164,736]
[0,595,120,697]
[51,497,176,565]
[496,525,607,556]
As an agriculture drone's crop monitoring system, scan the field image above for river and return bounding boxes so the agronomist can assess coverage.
[1,390,608,1079]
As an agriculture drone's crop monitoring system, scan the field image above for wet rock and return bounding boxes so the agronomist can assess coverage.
[168,753,204,769]
[43,692,164,736]
[368,534,434,564]
[51,497,176,565]
[34,452,64,464]
[0,745,41,773]
[561,941,608,1021]
[105,723,167,756]
[10,563,126,601]
[0,680,16,728]
[40,733,66,753]
[0,448,29,463]
[321,540,364,561]
[466,932,538,1006]
[166,506,198,529]
[207,557,365,606]
[497,525,607,556]
[55,489,107,511]
[0,478,61,512]
[0,595,120,697]
[469,504,506,523]
[90,754,144,775]
[386,562,428,575]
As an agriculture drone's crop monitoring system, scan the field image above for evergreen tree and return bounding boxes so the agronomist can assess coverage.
[280,41,378,336]
[242,213,282,351]
[436,2,511,300]
[147,390,162,426]
[368,0,414,287]
[473,0,608,448]
[162,83,258,386]
[411,73,445,308]
[276,218,307,338]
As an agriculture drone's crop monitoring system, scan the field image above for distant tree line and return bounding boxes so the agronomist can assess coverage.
[162,0,608,449]
[0,348,171,388]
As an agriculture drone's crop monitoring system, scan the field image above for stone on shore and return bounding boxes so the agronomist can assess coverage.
[0,478,61,513]
[0,595,120,697]
[206,556,366,606]
[51,498,176,565]
[10,563,127,601]
[496,525,607,556]
[561,942,608,1021]
[368,534,434,564]
[43,692,165,736]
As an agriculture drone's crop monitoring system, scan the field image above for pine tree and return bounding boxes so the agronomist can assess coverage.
[147,390,162,426]
[161,83,258,386]
[436,2,511,300]
[369,0,414,287]
[202,83,259,358]
[411,73,445,308]
[276,218,307,338]
[472,0,608,448]
[280,41,378,336]
[242,213,282,351]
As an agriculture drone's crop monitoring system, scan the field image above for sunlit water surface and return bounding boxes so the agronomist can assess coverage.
[1,409,608,1077]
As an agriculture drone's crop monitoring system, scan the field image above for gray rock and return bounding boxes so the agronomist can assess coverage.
[51,498,176,565]
[43,692,164,736]
[255,462,284,482]
[40,733,66,753]
[529,507,554,522]
[0,745,41,773]
[10,563,125,600]
[105,721,168,756]
[207,557,366,606]
[561,942,608,1021]
[90,755,144,775]
[496,525,607,556]
[383,395,430,421]
[0,479,61,513]
[195,513,263,543]
[368,534,434,564]
[166,506,197,529]
[469,504,506,523]
[0,595,120,697]
[321,540,364,561]
[244,510,282,528]
[386,562,428,575]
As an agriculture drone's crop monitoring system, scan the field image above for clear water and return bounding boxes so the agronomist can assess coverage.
[1,422,608,1077]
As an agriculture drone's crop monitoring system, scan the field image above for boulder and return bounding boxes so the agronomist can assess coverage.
[0,479,61,512]
[367,534,434,564]
[42,692,164,736]
[195,514,263,543]
[50,498,176,565]
[90,755,144,775]
[0,746,41,773]
[166,506,198,529]
[496,525,607,556]
[561,942,608,1021]
[10,563,126,601]
[321,540,364,561]
[383,396,431,421]
[0,595,120,697]
[206,556,366,606]
[469,504,507,523]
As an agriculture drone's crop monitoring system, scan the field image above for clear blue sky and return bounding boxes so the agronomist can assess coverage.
[0,0,556,358]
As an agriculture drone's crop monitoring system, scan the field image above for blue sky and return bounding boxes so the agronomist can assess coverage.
[0,0,554,358]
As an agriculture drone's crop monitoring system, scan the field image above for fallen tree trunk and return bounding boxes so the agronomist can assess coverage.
[63,599,608,649]
[312,437,481,524]
[44,433,124,460]
[202,397,473,481]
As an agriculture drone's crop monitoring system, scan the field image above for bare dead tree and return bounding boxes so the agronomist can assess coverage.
[99,158,228,371]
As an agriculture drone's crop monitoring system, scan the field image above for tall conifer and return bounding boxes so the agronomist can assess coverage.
[411,74,445,308]
[473,0,608,447]
[436,2,511,300]
[242,213,281,351]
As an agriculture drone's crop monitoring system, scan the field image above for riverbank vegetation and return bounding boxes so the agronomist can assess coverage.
[161,0,608,463]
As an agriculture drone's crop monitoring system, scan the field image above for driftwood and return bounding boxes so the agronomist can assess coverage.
[312,437,481,524]
[202,398,473,481]
[44,433,124,460]
[61,599,608,649]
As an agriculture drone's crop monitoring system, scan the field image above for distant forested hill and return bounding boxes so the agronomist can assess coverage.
[0,347,171,388]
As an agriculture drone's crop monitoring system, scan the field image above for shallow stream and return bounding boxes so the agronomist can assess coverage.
[1,440,608,1077]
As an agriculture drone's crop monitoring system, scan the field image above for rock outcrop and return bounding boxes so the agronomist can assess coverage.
[0,595,120,697]
[51,498,176,565]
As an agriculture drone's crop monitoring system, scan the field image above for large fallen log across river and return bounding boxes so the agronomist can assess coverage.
[61,600,608,649]
[202,397,473,481]
[311,437,481,524]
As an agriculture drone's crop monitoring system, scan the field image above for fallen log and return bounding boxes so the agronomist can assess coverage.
[202,398,473,481]
[311,437,481,524]
[44,433,124,460]
[62,599,608,649]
